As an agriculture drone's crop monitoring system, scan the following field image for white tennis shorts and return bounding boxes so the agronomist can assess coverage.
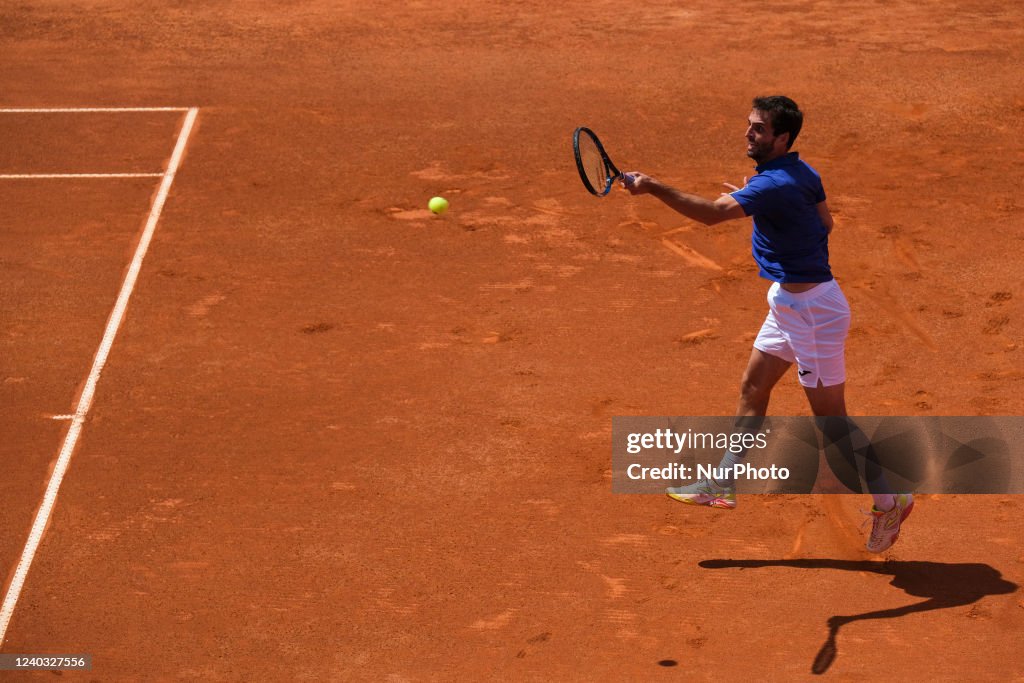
[754,279,851,388]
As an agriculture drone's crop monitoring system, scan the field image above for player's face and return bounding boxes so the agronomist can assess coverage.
[745,110,787,163]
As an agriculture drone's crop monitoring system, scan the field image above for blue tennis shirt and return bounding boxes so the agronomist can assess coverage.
[730,152,832,283]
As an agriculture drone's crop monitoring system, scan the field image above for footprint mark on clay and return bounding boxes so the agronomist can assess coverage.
[591,397,614,417]
[675,328,718,345]
[524,499,560,516]
[599,534,650,547]
[660,239,724,271]
[410,162,451,182]
[375,588,417,616]
[986,292,1013,307]
[386,207,435,221]
[853,286,937,350]
[532,198,574,216]
[879,225,923,273]
[879,101,930,121]
[186,293,225,317]
[602,575,628,600]
[892,237,922,272]
[982,317,1010,335]
[603,608,639,639]
[516,632,552,660]
[470,609,515,630]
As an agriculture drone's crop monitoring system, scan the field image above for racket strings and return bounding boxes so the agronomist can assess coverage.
[577,133,610,193]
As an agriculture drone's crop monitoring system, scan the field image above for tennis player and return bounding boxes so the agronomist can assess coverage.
[620,96,912,553]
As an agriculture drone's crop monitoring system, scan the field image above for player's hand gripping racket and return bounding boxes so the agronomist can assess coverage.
[573,127,628,196]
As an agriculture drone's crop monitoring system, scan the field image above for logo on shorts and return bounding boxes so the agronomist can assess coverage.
[798,369,812,377]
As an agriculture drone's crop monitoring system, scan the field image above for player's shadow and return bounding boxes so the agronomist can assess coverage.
[698,559,1018,675]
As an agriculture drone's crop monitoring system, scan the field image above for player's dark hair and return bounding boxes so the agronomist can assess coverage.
[752,96,802,149]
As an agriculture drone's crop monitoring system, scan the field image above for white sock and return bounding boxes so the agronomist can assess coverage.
[713,450,747,488]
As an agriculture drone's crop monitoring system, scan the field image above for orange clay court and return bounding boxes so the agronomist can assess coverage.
[1,0,1023,680]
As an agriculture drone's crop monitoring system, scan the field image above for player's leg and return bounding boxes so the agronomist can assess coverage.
[739,294,797,417]
[803,382,893,499]
[666,347,792,508]
[668,287,794,508]
[802,381,846,418]
[714,320,795,484]
[793,284,912,552]
[737,347,793,417]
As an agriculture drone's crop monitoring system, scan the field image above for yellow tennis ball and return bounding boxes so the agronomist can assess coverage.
[428,196,449,214]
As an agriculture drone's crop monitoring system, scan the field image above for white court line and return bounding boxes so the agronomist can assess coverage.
[0,107,190,113]
[0,107,199,649]
[0,173,164,179]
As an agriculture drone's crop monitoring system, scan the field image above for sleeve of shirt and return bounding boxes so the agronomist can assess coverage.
[810,165,826,203]
[730,173,778,216]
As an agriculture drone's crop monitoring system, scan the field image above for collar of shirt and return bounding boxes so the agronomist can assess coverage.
[755,151,800,173]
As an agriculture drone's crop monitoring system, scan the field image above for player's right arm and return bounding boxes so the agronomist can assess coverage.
[620,172,746,226]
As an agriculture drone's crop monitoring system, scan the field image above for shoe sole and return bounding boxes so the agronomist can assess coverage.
[667,493,736,509]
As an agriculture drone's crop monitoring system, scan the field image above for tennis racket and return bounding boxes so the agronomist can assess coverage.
[573,127,625,196]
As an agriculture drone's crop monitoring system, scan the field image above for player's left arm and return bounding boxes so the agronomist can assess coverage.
[817,200,834,233]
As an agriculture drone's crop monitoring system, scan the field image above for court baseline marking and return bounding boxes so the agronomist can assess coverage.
[0,107,190,113]
[0,173,165,179]
[0,106,199,648]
